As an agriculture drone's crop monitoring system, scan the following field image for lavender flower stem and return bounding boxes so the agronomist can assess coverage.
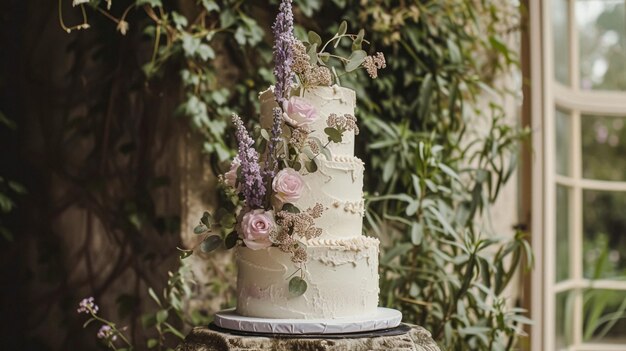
[232,113,266,208]
[272,0,294,105]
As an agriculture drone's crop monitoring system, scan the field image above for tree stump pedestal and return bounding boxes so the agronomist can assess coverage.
[176,324,440,351]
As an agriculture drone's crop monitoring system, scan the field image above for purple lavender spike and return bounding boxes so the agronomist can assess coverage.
[232,114,266,208]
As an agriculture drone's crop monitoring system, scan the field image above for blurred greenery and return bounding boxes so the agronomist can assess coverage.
[1,0,532,350]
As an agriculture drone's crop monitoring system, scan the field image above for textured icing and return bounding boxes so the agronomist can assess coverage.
[293,155,364,240]
[235,85,379,320]
[235,238,380,319]
[260,85,357,157]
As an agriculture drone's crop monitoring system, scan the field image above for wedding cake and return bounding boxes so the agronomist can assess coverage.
[195,0,389,325]
[235,86,380,319]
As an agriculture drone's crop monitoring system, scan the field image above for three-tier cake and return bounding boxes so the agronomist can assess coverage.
[235,86,380,319]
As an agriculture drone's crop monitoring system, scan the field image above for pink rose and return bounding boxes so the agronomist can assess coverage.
[224,157,240,188]
[282,96,317,127]
[272,168,304,203]
[240,209,274,250]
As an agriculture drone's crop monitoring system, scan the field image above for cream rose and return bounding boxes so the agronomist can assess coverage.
[282,96,317,127]
[272,168,304,203]
[240,209,274,250]
[224,156,240,188]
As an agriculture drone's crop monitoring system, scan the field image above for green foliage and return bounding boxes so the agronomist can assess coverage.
[80,262,195,350]
[59,0,530,349]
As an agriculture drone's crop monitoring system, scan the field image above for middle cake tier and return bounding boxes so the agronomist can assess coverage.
[291,155,365,240]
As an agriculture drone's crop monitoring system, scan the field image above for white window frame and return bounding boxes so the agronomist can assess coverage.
[530,0,626,350]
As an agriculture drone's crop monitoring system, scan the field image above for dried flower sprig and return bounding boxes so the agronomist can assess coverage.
[272,0,295,105]
[276,203,324,241]
[291,39,333,88]
[327,113,359,135]
[362,52,386,79]
[232,113,266,208]
[294,22,385,86]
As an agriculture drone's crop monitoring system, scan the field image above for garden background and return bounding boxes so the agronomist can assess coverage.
[0,1,533,350]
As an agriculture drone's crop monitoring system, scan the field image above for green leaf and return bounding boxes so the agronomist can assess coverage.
[324,127,343,143]
[0,111,16,130]
[381,243,412,265]
[147,338,158,349]
[289,276,307,296]
[201,235,222,253]
[141,313,157,328]
[307,31,322,47]
[0,193,14,213]
[305,160,318,173]
[225,231,238,249]
[337,21,347,37]
[136,0,162,7]
[181,33,201,58]
[281,203,300,213]
[219,10,235,28]
[406,200,419,216]
[156,309,169,324]
[193,224,208,234]
[345,50,367,72]
[352,29,364,51]
[201,0,219,12]
[307,43,318,65]
[411,222,423,245]
[171,12,188,29]
[197,44,215,61]
[318,52,330,63]
[201,211,212,226]
[148,288,162,307]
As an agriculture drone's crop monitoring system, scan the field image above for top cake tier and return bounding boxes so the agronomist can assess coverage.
[259,85,357,157]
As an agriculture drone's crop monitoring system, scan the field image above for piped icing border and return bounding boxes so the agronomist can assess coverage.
[304,236,379,251]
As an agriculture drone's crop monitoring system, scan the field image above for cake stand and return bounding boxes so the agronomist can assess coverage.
[213,307,403,335]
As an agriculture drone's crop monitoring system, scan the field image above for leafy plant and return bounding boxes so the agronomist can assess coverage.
[77,261,199,351]
[50,0,531,350]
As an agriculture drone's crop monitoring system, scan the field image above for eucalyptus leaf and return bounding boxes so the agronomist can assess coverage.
[225,231,238,249]
[193,224,208,234]
[324,127,343,143]
[345,50,367,72]
[305,160,318,173]
[307,43,318,65]
[281,203,300,213]
[307,31,322,47]
[337,21,347,37]
[201,211,212,226]
[289,276,307,296]
[200,235,222,253]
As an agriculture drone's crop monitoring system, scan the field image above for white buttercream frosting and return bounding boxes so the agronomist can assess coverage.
[235,85,379,320]
[235,238,379,319]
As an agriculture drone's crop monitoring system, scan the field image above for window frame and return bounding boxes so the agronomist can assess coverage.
[530,0,626,350]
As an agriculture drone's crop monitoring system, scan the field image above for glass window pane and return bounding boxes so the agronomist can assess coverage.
[577,0,626,91]
[556,290,574,349]
[556,109,571,176]
[553,0,570,84]
[583,190,626,279]
[556,185,570,282]
[582,115,626,181]
[583,289,626,343]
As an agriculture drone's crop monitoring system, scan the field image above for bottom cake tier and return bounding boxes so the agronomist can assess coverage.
[235,236,380,319]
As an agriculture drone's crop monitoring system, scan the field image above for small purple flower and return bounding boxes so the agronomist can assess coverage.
[77,297,99,314]
[97,325,117,341]
[272,0,294,105]
[232,114,266,208]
